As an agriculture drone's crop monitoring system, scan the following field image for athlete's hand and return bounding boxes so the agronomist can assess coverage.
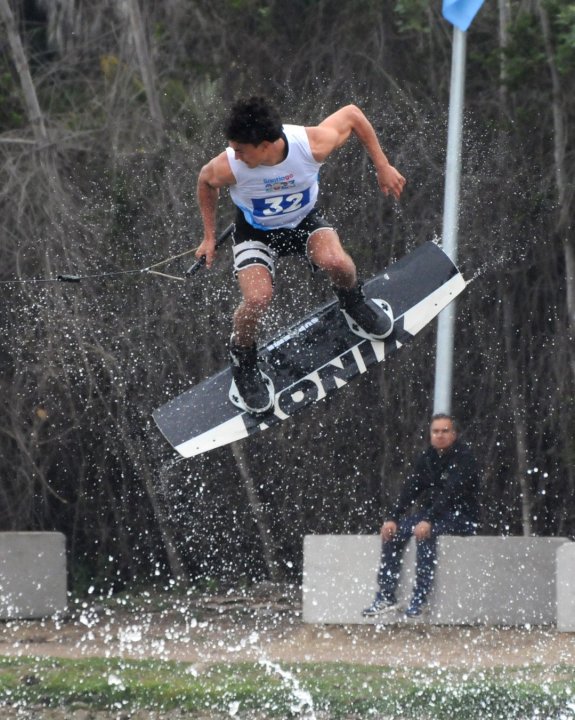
[377,164,406,200]
[195,237,217,269]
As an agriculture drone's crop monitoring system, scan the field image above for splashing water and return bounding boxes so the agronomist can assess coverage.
[259,658,317,719]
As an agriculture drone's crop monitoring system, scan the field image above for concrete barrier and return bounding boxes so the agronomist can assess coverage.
[0,532,67,619]
[303,534,571,626]
[556,542,575,632]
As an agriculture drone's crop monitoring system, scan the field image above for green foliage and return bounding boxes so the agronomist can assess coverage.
[394,0,430,34]
[0,63,25,131]
[224,0,273,28]
[1,657,575,718]
[505,1,575,84]
[503,12,547,90]
[553,1,575,74]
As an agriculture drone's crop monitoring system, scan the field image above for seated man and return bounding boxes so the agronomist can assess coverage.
[363,413,480,619]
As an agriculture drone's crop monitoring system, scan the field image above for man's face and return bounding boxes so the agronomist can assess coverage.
[229,140,270,168]
[430,418,457,453]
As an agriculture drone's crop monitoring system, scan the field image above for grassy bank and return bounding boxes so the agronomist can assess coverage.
[1,656,574,719]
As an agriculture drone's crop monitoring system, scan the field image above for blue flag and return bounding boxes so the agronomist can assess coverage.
[442,0,485,31]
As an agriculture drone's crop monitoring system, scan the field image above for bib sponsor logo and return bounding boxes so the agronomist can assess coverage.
[263,173,295,192]
[267,317,320,352]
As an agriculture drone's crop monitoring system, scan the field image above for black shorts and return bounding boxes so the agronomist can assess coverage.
[232,209,333,280]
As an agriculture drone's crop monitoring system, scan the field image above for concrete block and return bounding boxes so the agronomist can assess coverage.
[557,542,575,632]
[303,534,571,626]
[0,532,67,619]
[302,535,382,625]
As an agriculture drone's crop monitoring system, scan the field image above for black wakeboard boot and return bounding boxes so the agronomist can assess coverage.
[334,281,394,340]
[229,341,274,415]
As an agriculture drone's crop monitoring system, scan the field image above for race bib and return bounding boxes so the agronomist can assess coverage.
[251,189,311,218]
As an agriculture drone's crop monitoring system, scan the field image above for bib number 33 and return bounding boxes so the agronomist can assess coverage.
[252,188,310,217]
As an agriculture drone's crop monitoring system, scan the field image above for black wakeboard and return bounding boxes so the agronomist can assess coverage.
[153,241,467,458]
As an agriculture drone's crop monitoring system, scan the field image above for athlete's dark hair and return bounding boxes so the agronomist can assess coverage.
[224,96,283,145]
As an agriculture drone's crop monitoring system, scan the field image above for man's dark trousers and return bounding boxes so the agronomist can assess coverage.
[377,511,477,604]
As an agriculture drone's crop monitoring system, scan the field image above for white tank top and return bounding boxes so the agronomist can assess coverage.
[226,124,322,230]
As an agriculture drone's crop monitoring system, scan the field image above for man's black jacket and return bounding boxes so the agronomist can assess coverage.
[388,439,480,524]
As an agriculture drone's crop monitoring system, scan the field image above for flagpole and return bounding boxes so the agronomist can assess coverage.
[433,26,467,414]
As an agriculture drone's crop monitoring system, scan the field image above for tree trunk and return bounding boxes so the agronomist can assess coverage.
[0,0,48,144]
[122,0,165,142]
[502,287,532,536]
[535,0,575,385]
[0,0,63,194]
[230,444,280,582]
[142,468,187,580]
[497,0,531,536]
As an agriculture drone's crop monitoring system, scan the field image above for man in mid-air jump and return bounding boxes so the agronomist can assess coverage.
[196,96,406,415]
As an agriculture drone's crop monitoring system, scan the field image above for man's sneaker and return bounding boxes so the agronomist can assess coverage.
[362,596,398,617]
[404,597,425,618]
[229,342,274,415]
[335,281,394,341]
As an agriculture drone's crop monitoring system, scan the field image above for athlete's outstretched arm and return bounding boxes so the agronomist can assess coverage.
[307,105,406,200]
[196,152,235,268]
